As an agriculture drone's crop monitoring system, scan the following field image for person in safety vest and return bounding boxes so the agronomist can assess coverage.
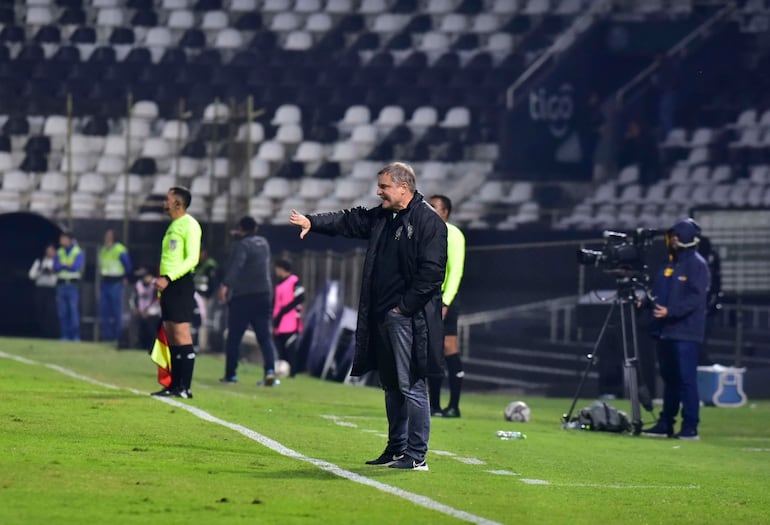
[53,231,84,341]
[98,228,132,342]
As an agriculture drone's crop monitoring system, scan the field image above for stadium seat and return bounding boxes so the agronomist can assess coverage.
[77,172,108,194]
[231,0,258,11]
[261,177,293,199]
[214,28,244,49]
[256,140,286,163]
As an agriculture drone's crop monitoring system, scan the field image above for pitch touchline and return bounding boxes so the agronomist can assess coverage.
[0,351,502,525]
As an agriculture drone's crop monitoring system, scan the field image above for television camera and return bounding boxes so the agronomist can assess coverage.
[577,228,658,278]
[564,228,661,434]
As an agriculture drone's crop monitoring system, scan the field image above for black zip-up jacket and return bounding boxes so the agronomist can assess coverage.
[221,233,273,298]
[308,192,447,378]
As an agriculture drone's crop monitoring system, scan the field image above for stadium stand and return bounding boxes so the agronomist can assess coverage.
[0,0,761,233]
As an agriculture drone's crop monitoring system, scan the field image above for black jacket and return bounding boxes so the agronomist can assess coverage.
[222,233,273,298]
[308,192,447,378]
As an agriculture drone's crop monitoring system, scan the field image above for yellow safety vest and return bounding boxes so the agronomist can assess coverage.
[57,245,83,281]
[99,242,127,277]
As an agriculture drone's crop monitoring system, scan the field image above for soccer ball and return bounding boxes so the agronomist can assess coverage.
[504,401,531,423]
[274,360,291,379]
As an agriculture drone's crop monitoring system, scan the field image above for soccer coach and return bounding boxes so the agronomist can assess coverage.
[152,186,202,399]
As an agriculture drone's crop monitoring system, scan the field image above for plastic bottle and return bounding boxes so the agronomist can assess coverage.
[496,430,527,440]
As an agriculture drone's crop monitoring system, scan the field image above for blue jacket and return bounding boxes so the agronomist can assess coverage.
[649,219,710,343]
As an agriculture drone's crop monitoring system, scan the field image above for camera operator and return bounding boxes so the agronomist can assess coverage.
[641,218,710,441]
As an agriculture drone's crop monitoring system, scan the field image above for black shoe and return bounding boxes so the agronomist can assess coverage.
[641,422,673,438]
[442,407,461,418]
[219,376,238,383]
[431,410,444,417]
[150,387,176,397]
[389,455,429,471]
[365,449,406,466]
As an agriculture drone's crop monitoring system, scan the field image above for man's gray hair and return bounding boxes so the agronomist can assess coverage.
[378,162,416,192]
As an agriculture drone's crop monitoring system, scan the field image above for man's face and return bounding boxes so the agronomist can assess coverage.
[59,235,71,248]
[377,172,409,211]
[163,190,180,216]
[104,229,114,245]
[429,198,448,223]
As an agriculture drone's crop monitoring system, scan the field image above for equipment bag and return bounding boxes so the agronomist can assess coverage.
[578,401,632,433]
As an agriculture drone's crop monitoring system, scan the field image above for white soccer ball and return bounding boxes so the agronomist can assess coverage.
[504,401,531,422]
[274,359,291,379]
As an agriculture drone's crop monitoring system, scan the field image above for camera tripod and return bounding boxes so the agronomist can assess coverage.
[562,276,648,435]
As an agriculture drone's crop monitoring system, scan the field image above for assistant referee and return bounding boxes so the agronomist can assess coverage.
[152,186,202,399]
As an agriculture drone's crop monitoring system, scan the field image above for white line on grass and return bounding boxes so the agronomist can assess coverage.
[0,351,503,525]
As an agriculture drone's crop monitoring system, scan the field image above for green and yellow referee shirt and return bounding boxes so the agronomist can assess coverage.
[160,214,202,281]
[442,222,465,307]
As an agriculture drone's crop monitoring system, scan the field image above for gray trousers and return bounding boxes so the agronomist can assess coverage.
[377,310,431,462]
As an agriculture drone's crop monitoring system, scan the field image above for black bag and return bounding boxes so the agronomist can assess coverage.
[577,401,632,433]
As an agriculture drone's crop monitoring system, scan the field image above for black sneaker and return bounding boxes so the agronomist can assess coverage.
[150,387,176,397]
[641,422,673,438]
[431,410,444,417]
[442,407,461,418]
[389,455,429,471]
[365,449,406,466]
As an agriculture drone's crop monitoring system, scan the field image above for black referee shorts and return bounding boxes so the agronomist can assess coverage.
[443,301,459,337]
[160,273,195,323]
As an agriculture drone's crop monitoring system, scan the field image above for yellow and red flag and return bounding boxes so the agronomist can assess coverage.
[150,323,172,387]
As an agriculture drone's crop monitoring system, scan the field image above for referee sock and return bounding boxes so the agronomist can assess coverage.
[428,375,443,413]
[178,344,196,392]
[170,345,184,391]
[446,354,464,411]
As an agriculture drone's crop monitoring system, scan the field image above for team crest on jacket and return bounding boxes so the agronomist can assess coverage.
[169,239,177,250]
[394,223,415,240]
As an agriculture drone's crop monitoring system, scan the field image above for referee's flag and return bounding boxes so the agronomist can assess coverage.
[150,323,172,387]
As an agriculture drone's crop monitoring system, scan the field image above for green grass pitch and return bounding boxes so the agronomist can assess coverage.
[1,337,769,524]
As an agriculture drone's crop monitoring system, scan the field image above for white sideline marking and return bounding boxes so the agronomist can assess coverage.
[521,479,550,485]
[553,483,701,490]
[454,457,486,465]
[430,450,457,456]
[742,448,770,452]
[0,351,503,525]
[486,470,518,476]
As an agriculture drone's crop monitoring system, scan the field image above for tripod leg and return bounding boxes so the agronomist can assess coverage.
[620,301,643,434]
[563,300,617,426]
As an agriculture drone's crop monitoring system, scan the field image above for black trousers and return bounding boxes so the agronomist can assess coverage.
[34,286,59,339]
[225,293,277,378]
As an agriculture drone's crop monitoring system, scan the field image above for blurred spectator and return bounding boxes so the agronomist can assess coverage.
[272,259,305,377]
[194,247,220,351]
[28,244,59,339]
[54,231,84,342]
[618,115,660,185]
[697,235,723,366]
[98,228,132,342]
[132,267,161,350]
